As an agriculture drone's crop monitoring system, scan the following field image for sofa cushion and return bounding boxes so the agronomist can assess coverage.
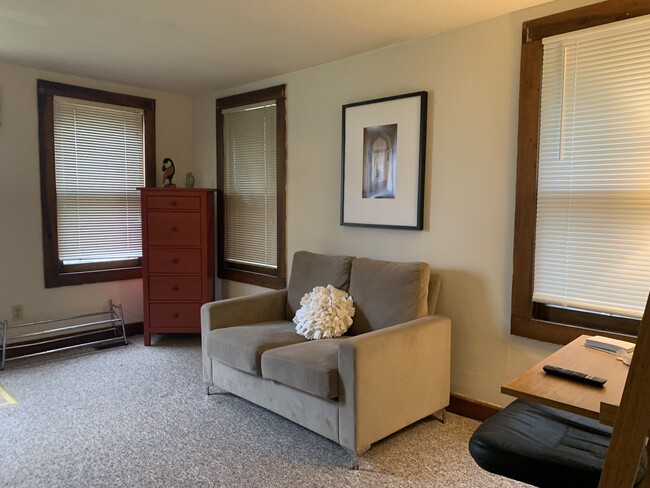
[206,321,306,375]
[347,258,430,335]
[261,339,343,399]
[287,251,355,318]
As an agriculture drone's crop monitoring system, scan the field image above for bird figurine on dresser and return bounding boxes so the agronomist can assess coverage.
[162,158,176,187]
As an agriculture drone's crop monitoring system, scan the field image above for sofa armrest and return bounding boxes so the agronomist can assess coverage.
[201,289,288,384]
[201,289,288,332]
[338,315,451,455]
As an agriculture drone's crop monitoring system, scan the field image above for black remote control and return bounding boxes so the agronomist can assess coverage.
[542,364,607,387]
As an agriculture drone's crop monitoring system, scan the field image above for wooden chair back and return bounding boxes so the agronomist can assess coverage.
[599,292,650,487]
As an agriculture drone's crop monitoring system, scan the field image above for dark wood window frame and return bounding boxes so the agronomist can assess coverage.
[511,1,650,345]
[38,80,156,288]
[215,85,287,289]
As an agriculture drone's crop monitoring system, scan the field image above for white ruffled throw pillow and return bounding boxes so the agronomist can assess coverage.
[293,285,355,340]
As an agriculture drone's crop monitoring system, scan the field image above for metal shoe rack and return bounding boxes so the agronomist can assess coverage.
[1,300,127,370]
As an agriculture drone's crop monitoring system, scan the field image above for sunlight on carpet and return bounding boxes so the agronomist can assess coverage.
[0,384,17,407]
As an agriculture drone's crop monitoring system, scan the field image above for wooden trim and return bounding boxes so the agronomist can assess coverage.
[224,261,277,275]
[510,39,543,332]
[37,80,155,111]
[512,317,638,346]
[533,303,639,337]
[143,107,156,187]
[38,88,60,288]
[124,322,144,335]
[215,85,287,289]
[523,0,650,43]
[448,394,501,422]
[215,186,225,282]
[216,84,286,111]
[37,79,155,288]
[219,267,286,290]
[510,1,650,345]
[63,258,141,273]
[50,268,142,287]
[275,86,288,287]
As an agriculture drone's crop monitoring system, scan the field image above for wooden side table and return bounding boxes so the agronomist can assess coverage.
[501,335,629,424]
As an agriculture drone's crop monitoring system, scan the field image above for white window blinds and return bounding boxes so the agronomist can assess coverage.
[53,97,145,265]
[223,103,277,268]
[534,17,650,319]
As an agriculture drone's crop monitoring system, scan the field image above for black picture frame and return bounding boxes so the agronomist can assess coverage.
[340,91,427,230]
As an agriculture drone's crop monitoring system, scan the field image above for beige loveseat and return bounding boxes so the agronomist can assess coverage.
[201,251,451,464]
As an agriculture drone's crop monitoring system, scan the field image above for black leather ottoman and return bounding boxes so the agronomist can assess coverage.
[469,399,647,488]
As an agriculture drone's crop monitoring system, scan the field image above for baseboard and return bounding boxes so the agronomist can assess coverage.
[3,321,144,360]
[124,322,144,336]
[448,393,502,421]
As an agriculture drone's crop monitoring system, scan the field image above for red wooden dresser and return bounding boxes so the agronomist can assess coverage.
[140,188,215,345]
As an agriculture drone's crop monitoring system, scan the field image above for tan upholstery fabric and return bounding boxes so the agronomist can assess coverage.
[262,339,344,399]
[286,251,354,318]
[347,258,430,335]
[338,315,452,455]
[201,289,287,384]
[206,321,305,375]
[212,360,340,442]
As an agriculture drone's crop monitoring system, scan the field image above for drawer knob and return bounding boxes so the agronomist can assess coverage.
[170,200,177,206]
[172,285,179,291]
[171,258,178,264]
[170,226,178,232]
[172,312,179,319]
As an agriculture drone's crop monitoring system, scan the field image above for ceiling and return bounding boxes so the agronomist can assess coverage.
[0,0,555,96]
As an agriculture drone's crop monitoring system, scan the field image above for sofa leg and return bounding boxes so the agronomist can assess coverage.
[431,408,446,424]
[349,446,369,470]
[205,385,234,398]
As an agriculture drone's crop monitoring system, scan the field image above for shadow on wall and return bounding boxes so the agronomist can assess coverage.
[435,268,509,402]
[218,279,270,301]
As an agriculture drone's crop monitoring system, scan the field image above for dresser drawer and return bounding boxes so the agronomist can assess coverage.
[149,276,202,301]
[147,212,201,246]
[148,248,201,274]
[149,303,201,328]
[146,195,201,210]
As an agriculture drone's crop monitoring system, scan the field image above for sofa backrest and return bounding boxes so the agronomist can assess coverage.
[428,272,441,315]
[286,251,355,318]
[347,257,431,335]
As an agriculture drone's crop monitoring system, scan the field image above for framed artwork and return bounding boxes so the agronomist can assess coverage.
[340,91,427,230]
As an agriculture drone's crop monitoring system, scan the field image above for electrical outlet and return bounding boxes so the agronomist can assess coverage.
[11,305,23,322]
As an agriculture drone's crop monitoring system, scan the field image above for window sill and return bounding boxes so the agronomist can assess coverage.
[218,267,286,290]
[45,267,142,288]
[511,317,638,346]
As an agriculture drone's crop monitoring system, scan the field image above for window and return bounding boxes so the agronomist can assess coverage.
[38,80,155,288]
[511,1,650,344]
[216,85,287,289]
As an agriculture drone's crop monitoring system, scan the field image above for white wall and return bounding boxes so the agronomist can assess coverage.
[0,62,193,327]
[193,0,596,406]
[0,0,595,406]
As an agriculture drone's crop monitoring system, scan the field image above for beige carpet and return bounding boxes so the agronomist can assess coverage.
[0,334,529,487]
